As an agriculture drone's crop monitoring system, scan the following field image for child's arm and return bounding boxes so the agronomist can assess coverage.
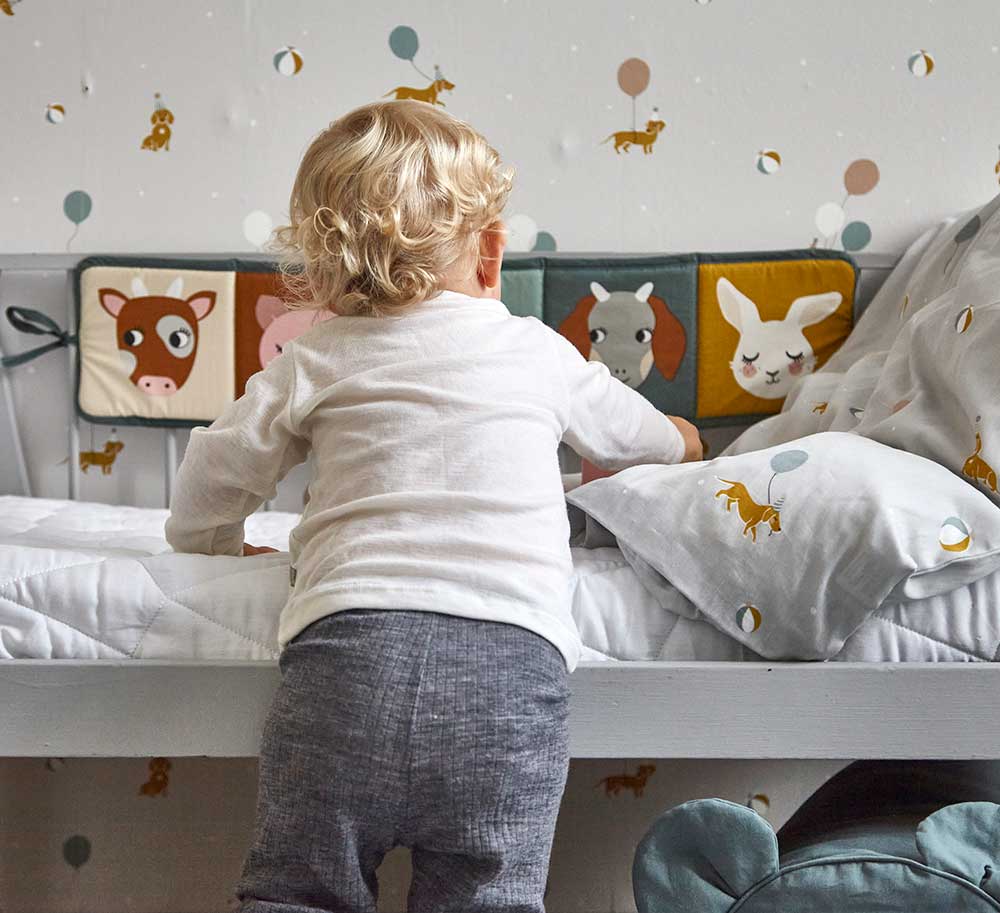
[165,350,308,556]
[550,330,702,471]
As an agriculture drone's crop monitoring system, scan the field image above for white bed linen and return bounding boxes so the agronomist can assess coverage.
[2,495,995,662]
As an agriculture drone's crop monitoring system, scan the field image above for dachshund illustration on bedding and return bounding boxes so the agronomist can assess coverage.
[596,764,656,798]
[99,277,216,396]
[715,479,782,542]
[963,430,997,493]
[559,281,686,389]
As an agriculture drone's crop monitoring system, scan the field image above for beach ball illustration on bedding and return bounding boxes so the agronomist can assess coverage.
[98,276,216,396]
[45,103,65,124]
[274,46,304,76]
[558,281,686,389]
[939,517,971,553]
[956,306,974,333]
[736,604,762,633]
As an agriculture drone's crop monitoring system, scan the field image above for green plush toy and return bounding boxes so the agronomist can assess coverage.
[634,763,1000,911]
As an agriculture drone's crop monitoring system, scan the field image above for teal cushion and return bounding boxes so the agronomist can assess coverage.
[634,762,1000,911]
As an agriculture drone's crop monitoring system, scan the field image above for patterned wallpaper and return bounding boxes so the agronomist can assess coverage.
[2,0,999,256]
[1,0,998,909]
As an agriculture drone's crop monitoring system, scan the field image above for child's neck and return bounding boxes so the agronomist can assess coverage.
[440,275,500,301]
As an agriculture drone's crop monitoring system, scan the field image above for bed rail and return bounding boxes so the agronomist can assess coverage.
[0,659,994,759]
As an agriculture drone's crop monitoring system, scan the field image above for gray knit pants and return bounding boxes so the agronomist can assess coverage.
[235,609,571,913]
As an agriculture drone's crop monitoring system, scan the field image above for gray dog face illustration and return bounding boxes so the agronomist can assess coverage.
[558,280,687,389]
[584,281,657,387]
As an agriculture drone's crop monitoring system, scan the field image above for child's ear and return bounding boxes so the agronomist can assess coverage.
[477,220,506,294]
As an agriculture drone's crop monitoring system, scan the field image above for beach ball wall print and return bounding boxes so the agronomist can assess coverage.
[274,46,304,76]
[908,50,935,77]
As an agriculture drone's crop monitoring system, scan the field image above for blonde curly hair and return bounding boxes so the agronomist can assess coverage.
[273,100,513,317]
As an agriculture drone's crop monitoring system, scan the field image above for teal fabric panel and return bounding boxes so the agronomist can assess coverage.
[543,256,698,419]
[500,258,544,319]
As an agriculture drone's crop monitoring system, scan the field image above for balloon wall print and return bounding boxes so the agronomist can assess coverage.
[841,220,872,252]
[273,46,304,76]
[908,49,935,77]
[63,190,92,251]
[62,834,91,869]
[602,59,665,155]
[812,159,880,249]
[45,103,65,124]
[385,26,454,105]
[843,159,880,195]
[756,149,781,174]
[815,202,846,236]
[505,213,538,252]
[617,57,650,99]
[533,231,558,252]
[242,210,273,248]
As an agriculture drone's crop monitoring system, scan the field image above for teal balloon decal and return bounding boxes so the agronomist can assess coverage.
[63,834,91,869]
[388,25,434,80]
[841,220,872,252]
[533,231,557,252]
[63,190,92,252]
[770,450,808,473]
[389,25,419,60]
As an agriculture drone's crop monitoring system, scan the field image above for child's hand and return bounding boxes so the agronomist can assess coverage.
[668,415,704,462]
[243,543,279,556]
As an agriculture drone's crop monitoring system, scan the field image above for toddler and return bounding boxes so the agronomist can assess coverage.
[166,100,700,913]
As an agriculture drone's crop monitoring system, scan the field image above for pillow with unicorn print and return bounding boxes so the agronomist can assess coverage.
[567,431,1000,660]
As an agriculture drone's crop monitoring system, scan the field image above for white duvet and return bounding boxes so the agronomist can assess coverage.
[2,494,996,662]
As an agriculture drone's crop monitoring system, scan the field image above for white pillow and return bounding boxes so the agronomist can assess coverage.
[567,432,1000,659]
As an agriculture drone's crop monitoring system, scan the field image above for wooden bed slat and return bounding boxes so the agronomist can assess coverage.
[1,660,996,760]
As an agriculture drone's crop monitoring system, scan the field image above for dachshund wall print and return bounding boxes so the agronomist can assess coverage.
[139,757,172,797]
[715,479,782,542]
[596,764,656,798]
[558,281,686,388]
[79,439,124,475]
[601,115,666,154]
[98,277,216,396]
[716,277,842,400]
[141,93,174,151]
[384,66,455,106]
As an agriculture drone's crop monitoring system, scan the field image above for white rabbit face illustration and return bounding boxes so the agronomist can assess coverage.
[585,281,657,387]
[717,277,842,400]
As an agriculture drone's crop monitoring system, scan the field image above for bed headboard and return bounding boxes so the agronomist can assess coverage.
[0,251,897,505]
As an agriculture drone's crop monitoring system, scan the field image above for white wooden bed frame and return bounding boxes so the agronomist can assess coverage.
[3,251,997,762]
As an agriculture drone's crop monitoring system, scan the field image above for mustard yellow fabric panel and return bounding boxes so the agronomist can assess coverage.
[696,259,855,420]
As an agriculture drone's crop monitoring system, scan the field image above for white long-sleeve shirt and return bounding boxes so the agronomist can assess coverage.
[165,290,684,671]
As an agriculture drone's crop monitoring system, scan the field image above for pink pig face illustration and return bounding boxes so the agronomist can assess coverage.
[255,295,335,368]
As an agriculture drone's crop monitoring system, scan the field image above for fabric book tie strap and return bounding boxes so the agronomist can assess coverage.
[1,306,78,368]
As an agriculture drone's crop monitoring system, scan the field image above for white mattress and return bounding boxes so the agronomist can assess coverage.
[1,496,996,663]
